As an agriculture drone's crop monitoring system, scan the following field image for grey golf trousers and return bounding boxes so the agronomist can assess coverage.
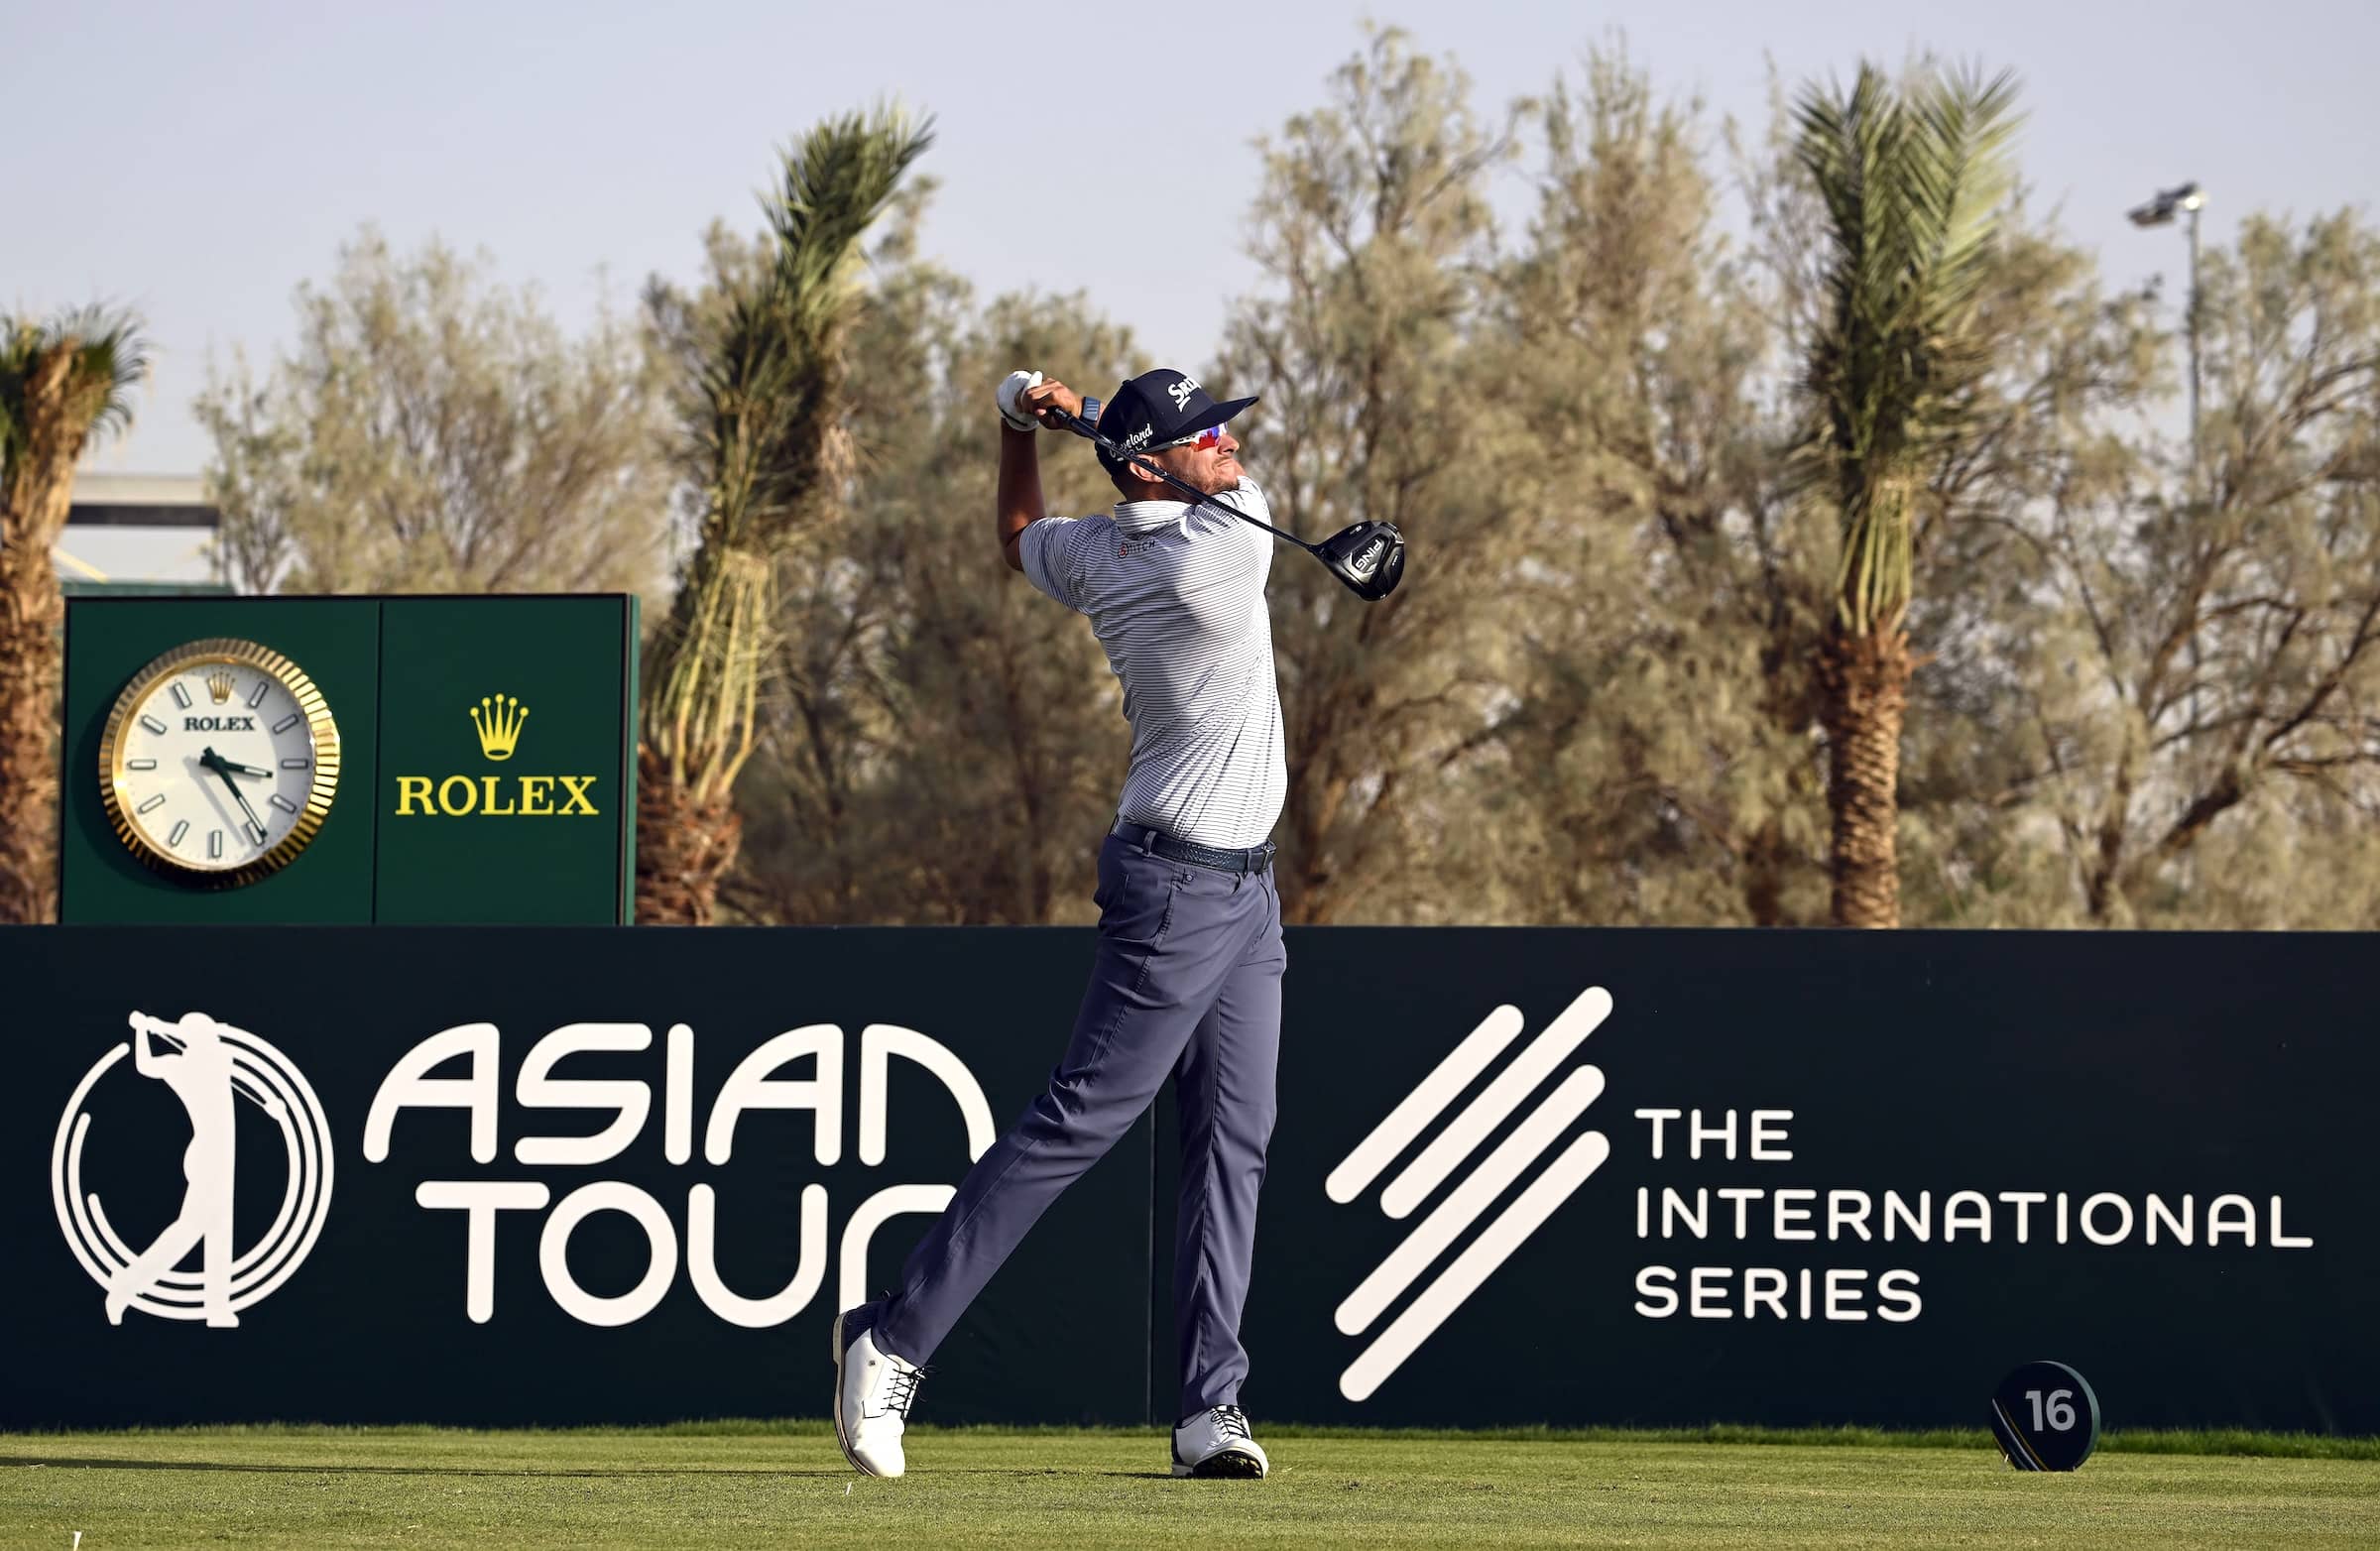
[870,829,1286,1419]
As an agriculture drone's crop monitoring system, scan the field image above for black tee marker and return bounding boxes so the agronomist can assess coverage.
[1989,1361,2101,1471]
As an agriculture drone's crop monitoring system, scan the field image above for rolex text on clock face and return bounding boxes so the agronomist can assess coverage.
[114,658,323,872]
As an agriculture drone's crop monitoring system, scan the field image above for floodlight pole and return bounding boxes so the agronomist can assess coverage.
[2130,180,2212,816]
[2129,182,2206,492]
[2185,196,2202,489]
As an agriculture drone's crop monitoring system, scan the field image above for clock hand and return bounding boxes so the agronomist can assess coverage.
[198,747,270,777]
[201,748,269,839]
[223,773,268,840]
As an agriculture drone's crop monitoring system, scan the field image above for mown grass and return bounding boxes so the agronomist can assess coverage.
[4,1425,2376,1548]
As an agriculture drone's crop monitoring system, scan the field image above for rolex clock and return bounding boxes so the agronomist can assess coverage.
[97,638,341,886]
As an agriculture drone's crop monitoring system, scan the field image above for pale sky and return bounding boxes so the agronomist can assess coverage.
[12,0,2375,475]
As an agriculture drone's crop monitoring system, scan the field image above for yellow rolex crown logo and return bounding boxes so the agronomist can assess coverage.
[205,670,237,705]
[470,694,529,761]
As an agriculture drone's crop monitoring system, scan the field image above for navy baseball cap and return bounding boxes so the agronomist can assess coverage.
[1091,368,1257,476]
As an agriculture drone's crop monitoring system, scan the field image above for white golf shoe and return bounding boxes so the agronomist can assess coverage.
[1172,1404,1269,1479]
[833,1307,924,1478]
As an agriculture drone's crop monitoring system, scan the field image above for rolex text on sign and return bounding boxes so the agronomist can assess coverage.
[393,694,601,817]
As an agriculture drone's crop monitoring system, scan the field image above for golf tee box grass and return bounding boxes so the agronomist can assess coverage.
[5,1425,2376,1550]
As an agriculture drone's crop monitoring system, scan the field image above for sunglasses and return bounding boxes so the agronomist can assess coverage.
[1159,423,1231,452]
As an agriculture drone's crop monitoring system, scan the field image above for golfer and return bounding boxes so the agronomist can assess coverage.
[835,367,1286,1481]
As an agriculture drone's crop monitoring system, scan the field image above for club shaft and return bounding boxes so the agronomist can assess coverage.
[1051,411,1317,554]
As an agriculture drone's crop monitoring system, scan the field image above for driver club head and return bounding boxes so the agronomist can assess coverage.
[1315,520,1406,601]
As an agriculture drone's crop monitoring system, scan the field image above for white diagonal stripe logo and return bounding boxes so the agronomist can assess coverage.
[1326,1005,1525,1206]
[1377,990,1607,1218]
[1336,1066,1606,1336]
[1329,987,1611,1401]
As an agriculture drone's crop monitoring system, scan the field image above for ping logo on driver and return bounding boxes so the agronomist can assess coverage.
[1326,988,1612,1400]
[1351,537,1387,578]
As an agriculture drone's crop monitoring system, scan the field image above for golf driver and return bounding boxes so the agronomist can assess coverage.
[1050,408,1406,601]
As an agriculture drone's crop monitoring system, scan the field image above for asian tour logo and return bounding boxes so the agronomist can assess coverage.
[1327,987,1612,1400]
[52,1012,335,1327]
[365,1019,998,1327]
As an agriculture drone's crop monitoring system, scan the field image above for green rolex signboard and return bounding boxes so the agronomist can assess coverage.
[60,595,637,924]
[373,597,635,923]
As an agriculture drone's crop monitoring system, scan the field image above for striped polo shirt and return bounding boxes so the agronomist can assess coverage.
[1019,478,1286,850]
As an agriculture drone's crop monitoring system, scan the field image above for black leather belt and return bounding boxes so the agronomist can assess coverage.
[1112,818,1276,875]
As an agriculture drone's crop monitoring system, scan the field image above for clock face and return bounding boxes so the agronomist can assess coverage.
[99,639,340,886]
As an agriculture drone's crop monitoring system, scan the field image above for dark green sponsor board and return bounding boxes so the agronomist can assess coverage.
[9,925,1150,1429]
[60,596,636,924]
[3,927,2372,1432]
[374,597,636,924]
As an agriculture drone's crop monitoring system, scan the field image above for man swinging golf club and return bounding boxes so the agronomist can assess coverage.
[833,367,1290,1481]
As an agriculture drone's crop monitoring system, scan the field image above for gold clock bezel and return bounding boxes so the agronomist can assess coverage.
[98,636,342,888]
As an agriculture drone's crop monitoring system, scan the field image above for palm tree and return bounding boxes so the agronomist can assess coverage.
[0,308,150,923]
[638,109,931,924]
[1793,64,2019,926]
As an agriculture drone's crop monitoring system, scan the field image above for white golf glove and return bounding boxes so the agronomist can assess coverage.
[997,369,1043,432]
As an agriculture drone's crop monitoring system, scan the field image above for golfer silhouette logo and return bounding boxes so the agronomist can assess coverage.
[52,1012,335,1327]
